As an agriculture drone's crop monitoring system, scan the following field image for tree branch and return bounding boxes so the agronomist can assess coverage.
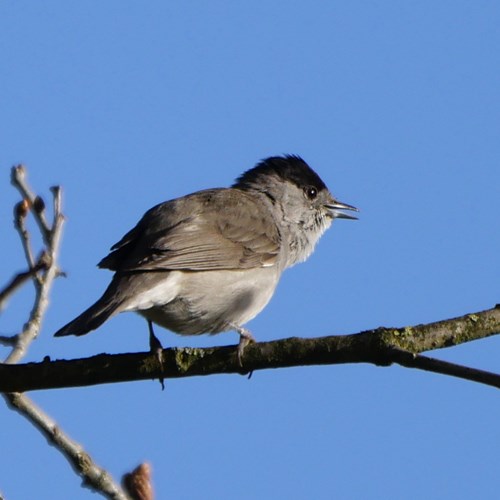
[2,165,129,499]
[1,306,499,392]
[5,393,128,499]
[5,169,65,364]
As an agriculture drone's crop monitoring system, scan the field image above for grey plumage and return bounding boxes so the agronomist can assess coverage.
[54,155,357,347]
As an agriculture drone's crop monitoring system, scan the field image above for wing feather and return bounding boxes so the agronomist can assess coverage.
[98,189,280,272]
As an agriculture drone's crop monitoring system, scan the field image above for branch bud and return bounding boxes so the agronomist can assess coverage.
[123,463,154,500]
[33,195,46,213]
[14,199,30,226]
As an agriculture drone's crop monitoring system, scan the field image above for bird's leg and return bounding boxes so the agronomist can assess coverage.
[148,320,163,352]
[148,320,165,390]
[230,323,256,367]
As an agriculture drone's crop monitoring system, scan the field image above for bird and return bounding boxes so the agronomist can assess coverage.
[54,155,358,361]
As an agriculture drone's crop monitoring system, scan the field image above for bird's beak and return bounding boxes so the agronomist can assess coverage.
[325,200,359,220]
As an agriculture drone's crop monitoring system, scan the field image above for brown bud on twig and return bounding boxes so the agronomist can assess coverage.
[33,196,46,213]
[14,199,30,227]
[122,463,154,500]
[15,199,30,218]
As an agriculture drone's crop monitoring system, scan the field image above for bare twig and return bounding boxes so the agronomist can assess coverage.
[5,393,129,500]
[0,335,17,347]
[387,348,500,387]
[0,258,48,312]
[10,165,51,244]
[4,188,64,364]
[2,165,128,499]
[13,199,37,272]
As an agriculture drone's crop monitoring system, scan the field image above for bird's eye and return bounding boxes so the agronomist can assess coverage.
[304,186,318,200]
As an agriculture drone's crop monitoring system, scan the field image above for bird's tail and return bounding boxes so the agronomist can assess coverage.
[54,278,126,337]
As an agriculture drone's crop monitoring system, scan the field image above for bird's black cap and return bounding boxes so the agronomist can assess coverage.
[233,155,328,192]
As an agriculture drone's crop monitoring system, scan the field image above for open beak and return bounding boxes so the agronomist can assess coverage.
[325,200,359,220]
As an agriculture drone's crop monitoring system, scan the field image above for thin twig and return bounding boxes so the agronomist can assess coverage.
[0,335,17,347]
[3,165,128,499]
[390,349,500,387]
[5,393,129,500]
[4,191,64,364]
[0,259,48,312]
[10,165,51,244]
[13,205,37,273]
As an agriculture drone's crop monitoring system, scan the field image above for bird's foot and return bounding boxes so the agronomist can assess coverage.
[230,324,256,367]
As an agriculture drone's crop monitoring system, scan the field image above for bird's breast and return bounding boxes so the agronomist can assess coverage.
[138,267,281,335]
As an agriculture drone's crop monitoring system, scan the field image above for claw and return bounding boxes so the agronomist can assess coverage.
[230,323,255,367]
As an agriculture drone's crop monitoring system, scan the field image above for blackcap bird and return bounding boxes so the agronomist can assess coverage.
[55,155,358,359]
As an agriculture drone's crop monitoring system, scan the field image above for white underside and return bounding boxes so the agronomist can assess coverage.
[119,267,280,335]
[121,271,184,312]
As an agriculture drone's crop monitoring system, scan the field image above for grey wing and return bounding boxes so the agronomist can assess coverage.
[98,189,281,272]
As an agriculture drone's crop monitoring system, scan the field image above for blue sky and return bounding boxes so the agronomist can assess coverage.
[1,2,499,499]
